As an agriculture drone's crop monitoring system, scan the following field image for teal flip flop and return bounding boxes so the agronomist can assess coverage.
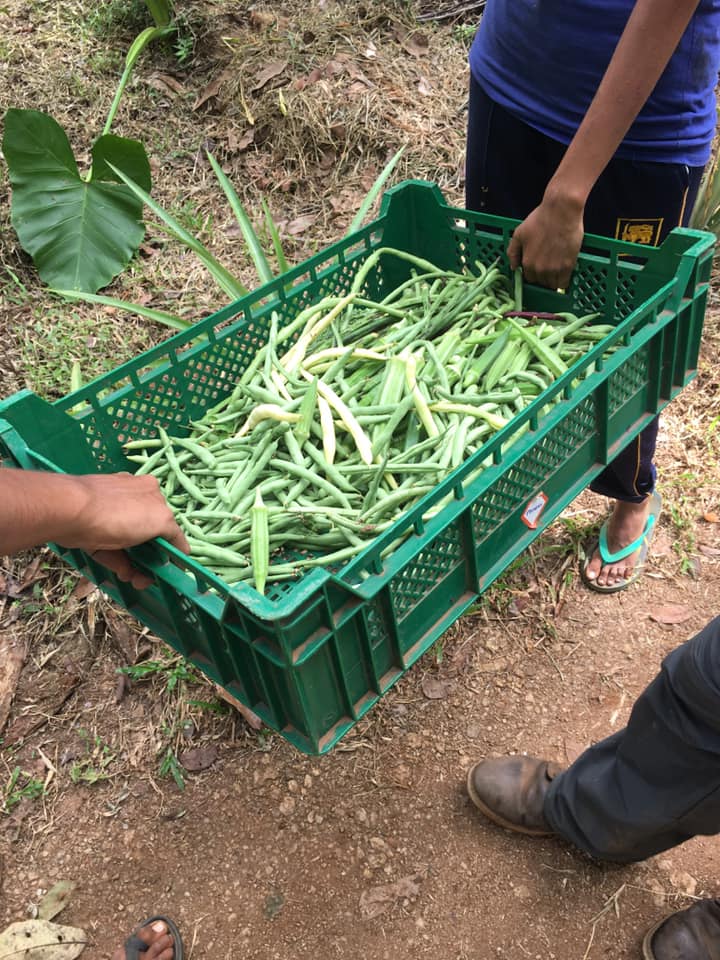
[581,491,662,594]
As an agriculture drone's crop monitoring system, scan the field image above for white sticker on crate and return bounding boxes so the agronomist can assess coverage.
[521,492,548,529]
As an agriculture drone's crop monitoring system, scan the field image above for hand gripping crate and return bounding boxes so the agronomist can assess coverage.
[0,181,713,753]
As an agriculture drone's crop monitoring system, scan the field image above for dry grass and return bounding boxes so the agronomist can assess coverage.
[0,0,470,398]
[217,1,467,199]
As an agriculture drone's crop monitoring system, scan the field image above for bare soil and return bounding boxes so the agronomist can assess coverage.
[1,3,720,959]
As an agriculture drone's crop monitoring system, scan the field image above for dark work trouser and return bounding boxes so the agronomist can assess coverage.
[465,77,704,503]
[543,616,720,862]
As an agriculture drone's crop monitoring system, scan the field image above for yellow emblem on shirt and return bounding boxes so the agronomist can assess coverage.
[615,218,664,245]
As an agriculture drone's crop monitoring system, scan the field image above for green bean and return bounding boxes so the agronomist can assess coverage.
[268,458,354,509]
[135,249,617,590]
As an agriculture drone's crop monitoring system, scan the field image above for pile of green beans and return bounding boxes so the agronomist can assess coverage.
[125,248,615,592]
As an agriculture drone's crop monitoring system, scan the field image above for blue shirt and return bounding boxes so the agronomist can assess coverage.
[469,0,720,165]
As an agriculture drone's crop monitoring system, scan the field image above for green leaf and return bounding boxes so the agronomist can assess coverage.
[53,289,190,331]
[262,198,290,276]
[107,162,248,301]
[145,0,172,27]
[70,361,83,394]
[207,151,274,285]
[346,146,405,235]
[92,135,151,191]
[3,110,150,293]
[103,25,174,136]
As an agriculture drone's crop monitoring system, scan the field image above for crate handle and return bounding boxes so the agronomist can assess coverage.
[0,418,35,470]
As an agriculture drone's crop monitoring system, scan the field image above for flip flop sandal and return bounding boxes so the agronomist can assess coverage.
[124,916,184,960]
[581,490,662,594]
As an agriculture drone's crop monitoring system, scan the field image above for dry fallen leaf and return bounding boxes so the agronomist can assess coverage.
[145,73,185,96]
[305,67,324,85]
[249,9,276,29]
[192,68,234,111]
[359,874,422,919]
[0,919,87,959]
[38,881,75,922]
[104,610,138,663]
[249,59,288,93]
[417,76,432,96]
[698,543,720,557]
[226,127,255,153]
[213,684,263,729]
[648,604,693,625]
[0,631,26,738]
[70,578,98,601]
[345,61,374,86]
[403,32,430,57]
[179,745,219,772]
[421,676,452,700]
[286,213,317,236]
[1,556,48,599]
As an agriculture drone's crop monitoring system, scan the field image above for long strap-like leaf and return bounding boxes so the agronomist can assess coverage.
[107,162,247,301]
[207,151,274,285]
[53,289,191,331]
[346,147,405,236]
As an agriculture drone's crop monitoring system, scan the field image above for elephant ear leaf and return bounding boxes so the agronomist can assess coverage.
[3,108,151,293]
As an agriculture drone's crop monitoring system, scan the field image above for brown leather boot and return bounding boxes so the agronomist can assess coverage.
[643,899,720,959]
[466,756,563,836]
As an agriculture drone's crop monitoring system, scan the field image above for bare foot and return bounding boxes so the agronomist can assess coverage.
[584,498,652,588]
[111,919,176,960]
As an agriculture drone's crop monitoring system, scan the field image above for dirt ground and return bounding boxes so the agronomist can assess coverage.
[1,3,720,959]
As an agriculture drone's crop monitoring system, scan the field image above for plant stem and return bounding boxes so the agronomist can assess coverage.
[102,25,174,138]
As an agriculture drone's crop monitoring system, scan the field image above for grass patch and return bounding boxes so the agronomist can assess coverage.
[70,729,117,785]
[1,766,46,814]
[21,309,156,400]
[85,0,153,40]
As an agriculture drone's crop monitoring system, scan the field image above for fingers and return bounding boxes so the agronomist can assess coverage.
[507,232,522,271]
[92,549,153,590]
[508,247,570,290]
[162,524,191,556]
[506,200,583,290]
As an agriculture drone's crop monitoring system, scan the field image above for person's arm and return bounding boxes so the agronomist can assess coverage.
[509,0,702,290]
[0,469,190,589]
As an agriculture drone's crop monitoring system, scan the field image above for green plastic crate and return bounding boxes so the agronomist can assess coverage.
[0,181,714,753]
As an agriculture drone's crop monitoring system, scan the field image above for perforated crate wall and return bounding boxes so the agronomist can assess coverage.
[0,180,713,753]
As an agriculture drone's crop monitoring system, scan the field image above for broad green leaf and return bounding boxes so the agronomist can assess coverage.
[346,147,405,235]
[207,151,274,285]
[92,135,151,191]
[53,290,190,331]
[3,110,150,293]
[108,162,248,300]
